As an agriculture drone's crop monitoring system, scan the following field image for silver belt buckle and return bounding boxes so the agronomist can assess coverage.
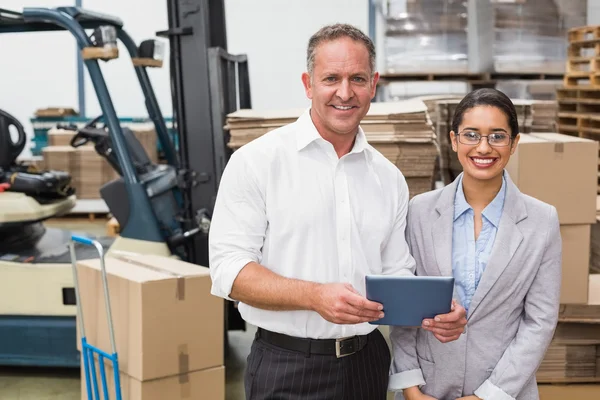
[335,337,355,358]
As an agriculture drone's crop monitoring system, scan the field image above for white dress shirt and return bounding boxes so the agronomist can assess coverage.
[209,108,416,339]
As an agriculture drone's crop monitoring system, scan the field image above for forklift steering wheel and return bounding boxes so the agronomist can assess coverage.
[70,114,105,148]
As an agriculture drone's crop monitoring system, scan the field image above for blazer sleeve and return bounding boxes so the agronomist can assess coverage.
[388,197,426,391]
[474,206,562,400]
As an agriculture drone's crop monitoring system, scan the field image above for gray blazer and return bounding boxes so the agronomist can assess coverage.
[389,172,562,400]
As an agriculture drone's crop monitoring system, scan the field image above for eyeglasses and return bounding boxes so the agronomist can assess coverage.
[458,132,512,147]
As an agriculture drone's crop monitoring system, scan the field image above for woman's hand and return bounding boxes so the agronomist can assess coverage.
[403,386,437,400]
[456,396,481,400]
[422,299,467,343]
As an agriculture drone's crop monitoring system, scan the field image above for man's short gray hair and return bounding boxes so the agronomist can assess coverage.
[306,23,376,77]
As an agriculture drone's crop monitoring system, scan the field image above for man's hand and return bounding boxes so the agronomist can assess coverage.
[311,283,384,324]
[456,396,481,400]
[422,299,467,343]
[403,386,437,400]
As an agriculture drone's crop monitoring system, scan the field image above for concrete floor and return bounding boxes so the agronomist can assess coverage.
[0,325,395,400]
[0,217,396,399]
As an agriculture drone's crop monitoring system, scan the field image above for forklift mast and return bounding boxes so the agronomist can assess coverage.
[159,0,251,268]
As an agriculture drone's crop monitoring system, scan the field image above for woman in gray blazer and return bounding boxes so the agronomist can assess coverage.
[389,88,562,400]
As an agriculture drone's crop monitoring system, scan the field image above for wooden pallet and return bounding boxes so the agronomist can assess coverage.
[556,112,589,136]
[557,87,600,101]
[379,71,564,83]
[567,57,600,74]
[563,71,600,87]
[559,100,600,114]
[568,38,600,58]
[569,26,600,43]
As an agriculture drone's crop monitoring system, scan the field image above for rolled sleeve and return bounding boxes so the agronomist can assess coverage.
[474,379,515,400]
[208,150,267,300]
[388,368,425,392]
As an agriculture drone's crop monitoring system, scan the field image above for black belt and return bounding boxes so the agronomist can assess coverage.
[256,328,369,358]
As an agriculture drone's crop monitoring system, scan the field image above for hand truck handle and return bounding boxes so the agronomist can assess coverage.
[69,235,118,355]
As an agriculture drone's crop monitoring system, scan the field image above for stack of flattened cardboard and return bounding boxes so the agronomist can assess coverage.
[511,100,533,133]
[364,100,438,198]
[226,100,438,198]
[435,100,462,184]
[41,146,75,176]
[76,254,225,400]
[41,127,157,199]
[409,95,464,184]
[530,100,558,132]
[226,108,304,149]
[538,275,600,384]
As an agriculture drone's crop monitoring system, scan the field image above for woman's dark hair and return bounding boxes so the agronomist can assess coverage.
[451,88,519,138]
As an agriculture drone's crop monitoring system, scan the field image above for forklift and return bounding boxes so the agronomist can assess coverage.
[0,1,249,367]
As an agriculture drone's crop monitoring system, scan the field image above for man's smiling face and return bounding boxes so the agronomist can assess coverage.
[302,37,379,140]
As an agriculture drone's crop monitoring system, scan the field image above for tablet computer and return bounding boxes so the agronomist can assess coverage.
[365,275,455,326]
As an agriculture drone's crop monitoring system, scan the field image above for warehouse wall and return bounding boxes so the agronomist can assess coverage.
[224,0,369,110]
[590,0,600,24]
[81,0,172,119]
[0,0,78,156]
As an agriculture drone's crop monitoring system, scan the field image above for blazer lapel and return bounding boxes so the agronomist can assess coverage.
[431,177,460,277]
[467,174,527,320]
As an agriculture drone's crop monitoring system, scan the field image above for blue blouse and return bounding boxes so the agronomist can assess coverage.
[452,174,506,313]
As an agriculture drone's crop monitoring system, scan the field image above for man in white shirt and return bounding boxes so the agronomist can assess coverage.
[209,23,467,399]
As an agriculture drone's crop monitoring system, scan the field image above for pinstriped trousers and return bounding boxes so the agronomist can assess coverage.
[244,329,391,400]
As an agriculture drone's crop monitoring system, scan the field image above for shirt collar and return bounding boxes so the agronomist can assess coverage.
[482,174,506,228]
[454,175,471,221]
[295,108,370,155]
[454,172,507,227]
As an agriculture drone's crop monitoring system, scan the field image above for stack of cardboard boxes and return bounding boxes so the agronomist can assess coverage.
[226,100,439,198]
[537,278,600,399]
[506,133,597,305]
[505,133,600,397]
[75,254,224,400]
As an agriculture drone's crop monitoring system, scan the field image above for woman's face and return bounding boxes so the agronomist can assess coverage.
[450,105,520,183]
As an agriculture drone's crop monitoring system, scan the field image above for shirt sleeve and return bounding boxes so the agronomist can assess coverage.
[388,195,424,392]
[208,150,267,300]
[380,173,417,277]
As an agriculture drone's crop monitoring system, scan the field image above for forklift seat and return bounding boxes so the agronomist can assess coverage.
[65,119,184,248]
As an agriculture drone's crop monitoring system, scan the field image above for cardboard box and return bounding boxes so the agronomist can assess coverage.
[81,363,225,400]
[538,383,600,399]
[506,133,598,225]
[590,274,600,305]
[560,224,590,304]
[76,254,223,381]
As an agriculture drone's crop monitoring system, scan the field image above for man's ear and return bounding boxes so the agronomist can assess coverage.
[302,72,313,99]
[370,72,380,99]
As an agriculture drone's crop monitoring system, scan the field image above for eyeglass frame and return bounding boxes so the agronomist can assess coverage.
[455,131,515,147]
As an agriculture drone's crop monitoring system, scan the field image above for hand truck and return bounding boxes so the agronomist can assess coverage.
[69,235,122,400]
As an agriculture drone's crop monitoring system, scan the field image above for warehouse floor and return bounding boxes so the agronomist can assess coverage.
[0,217,396,399]
[0,327,395,400]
